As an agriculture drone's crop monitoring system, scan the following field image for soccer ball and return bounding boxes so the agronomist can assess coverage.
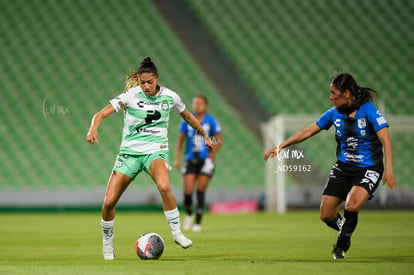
[135,232,165,260]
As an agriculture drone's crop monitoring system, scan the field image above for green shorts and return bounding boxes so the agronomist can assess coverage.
[112,151,169,179]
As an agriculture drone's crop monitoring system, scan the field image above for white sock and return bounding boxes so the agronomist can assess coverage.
[101,219,114,241]
[164,208,181,235]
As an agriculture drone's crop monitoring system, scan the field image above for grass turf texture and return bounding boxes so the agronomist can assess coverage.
[1,211,413,274]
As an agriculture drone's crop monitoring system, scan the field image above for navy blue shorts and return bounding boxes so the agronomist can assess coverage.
[182,158,215,178]
[323,161,384,201]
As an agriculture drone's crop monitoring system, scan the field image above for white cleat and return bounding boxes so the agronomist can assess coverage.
[192,224,202,232]
[103,235,115,260]
[183,215,194,231]
[174,232,193,249]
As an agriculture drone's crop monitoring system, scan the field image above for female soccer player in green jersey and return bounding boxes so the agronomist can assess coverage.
[86,57,214,260]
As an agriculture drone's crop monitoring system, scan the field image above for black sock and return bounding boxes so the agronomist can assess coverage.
[184,194,192,216]
[324,213,343,231]
[195,191,205,225]
[336,210,358,250]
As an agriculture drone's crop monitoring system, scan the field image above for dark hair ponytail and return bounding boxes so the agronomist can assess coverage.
[124,57,159,90]
[137,57,158,76]
[331,73,378,115]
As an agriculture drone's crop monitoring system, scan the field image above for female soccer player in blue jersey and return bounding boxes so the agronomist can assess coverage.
[86,57,214,260]
[264,73,396,260]
[175,95,222,232]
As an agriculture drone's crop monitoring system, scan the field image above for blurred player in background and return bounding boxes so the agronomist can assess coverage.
[175,95,222,232]
[86,57,214,260]
[264,73,396,260]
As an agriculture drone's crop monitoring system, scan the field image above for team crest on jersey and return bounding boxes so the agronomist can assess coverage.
[357,118,366,129]
[161,100,169,110]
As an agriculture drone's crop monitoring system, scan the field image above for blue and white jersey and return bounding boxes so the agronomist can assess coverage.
[179,114,221,161]
[316,102,388,167]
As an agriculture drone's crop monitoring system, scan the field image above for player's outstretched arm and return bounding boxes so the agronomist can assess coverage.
[377,127,397,189]
[264,122,321,161]
[174,132,186,169]
[179,109,214,151]
[86,104,115,145]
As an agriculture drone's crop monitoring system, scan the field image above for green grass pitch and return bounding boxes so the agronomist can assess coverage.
[1,211,413,274]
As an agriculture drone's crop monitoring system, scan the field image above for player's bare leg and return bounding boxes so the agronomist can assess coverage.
[102,171,132,220]
[320,195,343,231]
[345,186,369,213]
[333,186,369,257]
[149,159,192,249]
[101,171,132,260]
[320,195,348,259]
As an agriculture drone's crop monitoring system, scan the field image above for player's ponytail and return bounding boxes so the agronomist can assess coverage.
[137,57,158,76]
[331,73,378,115]
[124,71,139,91]
[124,57,159,91]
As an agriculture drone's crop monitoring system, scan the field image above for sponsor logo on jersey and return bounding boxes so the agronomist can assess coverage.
[346,137,358,150]
[376,116,387,125]
[343,152,364,162]
[334,119,341,127]
[137,100,160,108]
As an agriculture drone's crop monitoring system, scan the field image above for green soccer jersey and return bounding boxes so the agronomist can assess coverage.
[109,86,186,155]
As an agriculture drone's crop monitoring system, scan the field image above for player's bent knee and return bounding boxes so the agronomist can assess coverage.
[345,205,359,213]
[345,201,361,212]
[319,206,337,222]
[157,182,172,197]
[320,213,336,222]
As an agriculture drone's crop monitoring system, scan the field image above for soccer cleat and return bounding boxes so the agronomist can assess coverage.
[183,215,193,231]
[173,232,193,249]
[192,224,202,232]
[103,235,115,260]
[332,245,346,260]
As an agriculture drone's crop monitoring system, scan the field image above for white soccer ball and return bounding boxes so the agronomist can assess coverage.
[135,232,165,260]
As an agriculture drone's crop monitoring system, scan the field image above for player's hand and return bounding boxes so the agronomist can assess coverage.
[382,171,396,190]
[205,136,215,151]
[264,146,281,161]
[86,128,99,144]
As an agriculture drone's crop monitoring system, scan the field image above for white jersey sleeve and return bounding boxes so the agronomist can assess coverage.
[109,88,136,112]
[170,90,186,114]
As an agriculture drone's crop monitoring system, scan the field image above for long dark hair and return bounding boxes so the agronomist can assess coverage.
[125,57,158,91]
[331,73,378,115]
